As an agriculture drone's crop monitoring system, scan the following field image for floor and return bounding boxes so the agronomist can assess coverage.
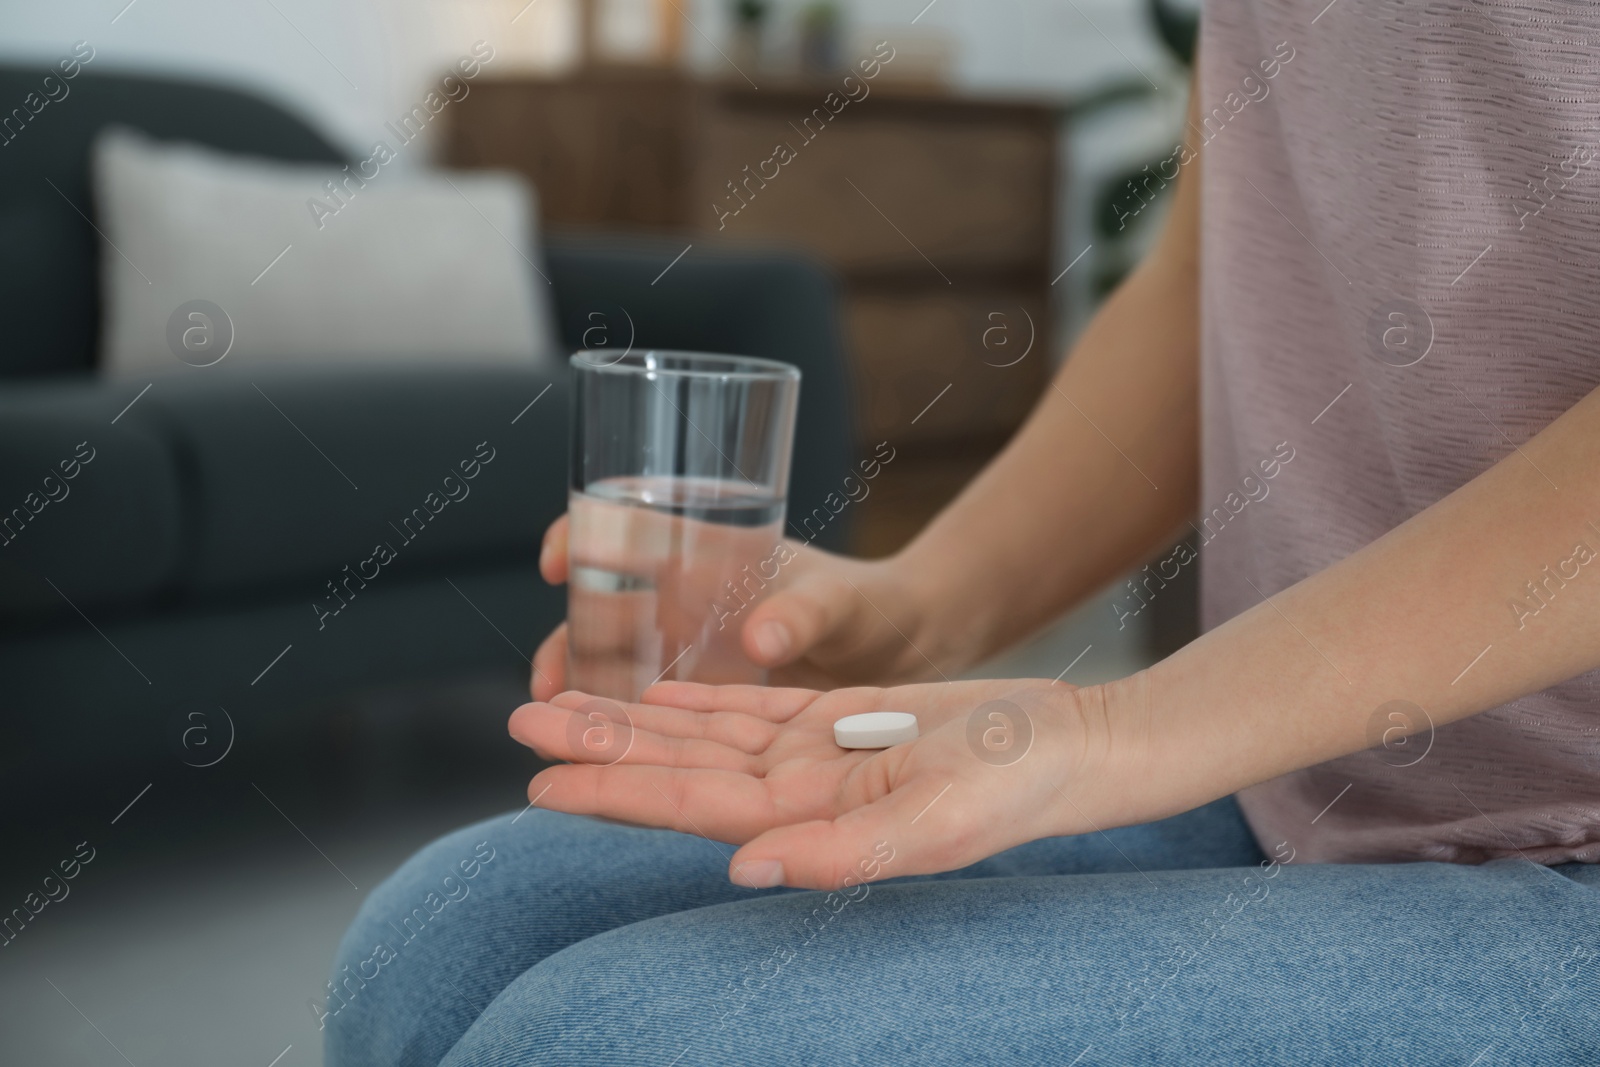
[0,597,1152,1067]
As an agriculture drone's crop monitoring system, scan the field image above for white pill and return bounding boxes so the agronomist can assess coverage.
[833,711,919,749]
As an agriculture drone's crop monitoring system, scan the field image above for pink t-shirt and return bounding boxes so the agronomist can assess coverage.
[1198,0,1600,863]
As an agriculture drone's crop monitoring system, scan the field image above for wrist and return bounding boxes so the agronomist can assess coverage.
[886,539,1004,676]
[1044,668,1222,837]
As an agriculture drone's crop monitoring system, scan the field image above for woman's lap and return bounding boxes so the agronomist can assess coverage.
[324,798,1599,1067]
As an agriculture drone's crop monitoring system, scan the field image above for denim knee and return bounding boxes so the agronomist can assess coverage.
[436,890,858,1067]
[322,816,510,1067]
[437,920,737,1067]
[323,809,756,1067]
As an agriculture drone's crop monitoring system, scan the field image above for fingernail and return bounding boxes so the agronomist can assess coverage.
[735,860,784,889]
[752,621,790,663]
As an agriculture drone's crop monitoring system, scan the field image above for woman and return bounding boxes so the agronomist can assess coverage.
[327,4,1600,1062]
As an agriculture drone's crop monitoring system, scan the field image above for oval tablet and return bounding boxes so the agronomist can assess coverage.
[833,711,919,749]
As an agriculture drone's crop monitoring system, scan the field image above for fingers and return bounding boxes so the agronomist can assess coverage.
[530,623,568,701]
[640,681,823,723]
[564,699,776,755]
[642,682,898,734]
[525,764,803,844]
[565,588,655,654]
[741,569,860,668]
[728,774,980,890]
[509,701,762,773]
[524,693,781,756]
[539,513,569,585]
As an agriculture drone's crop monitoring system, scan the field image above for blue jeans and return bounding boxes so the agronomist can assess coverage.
[324,798,1600,1066]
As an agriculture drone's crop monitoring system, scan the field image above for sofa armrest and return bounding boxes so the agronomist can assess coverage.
[543,233,857,553]
[0,382,184,622]
[125,363,567,603]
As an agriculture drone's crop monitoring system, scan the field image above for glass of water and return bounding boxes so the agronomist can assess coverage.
[567,349,801,703]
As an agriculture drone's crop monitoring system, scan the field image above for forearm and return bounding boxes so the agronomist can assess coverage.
[1120,384,1600,824]
[896,178,1202,669]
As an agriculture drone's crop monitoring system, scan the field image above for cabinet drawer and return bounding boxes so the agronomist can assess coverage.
[694,103,1054,274]
[449,76,696,228]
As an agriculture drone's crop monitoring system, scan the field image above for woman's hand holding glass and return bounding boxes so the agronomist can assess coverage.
[531,513,959,700]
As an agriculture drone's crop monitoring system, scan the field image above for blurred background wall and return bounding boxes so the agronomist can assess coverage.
[3,0,1174,158]
[1,0,1189,346]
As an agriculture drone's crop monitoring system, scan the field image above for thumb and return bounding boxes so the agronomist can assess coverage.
[728,779,968,890]
[741,570,858,668]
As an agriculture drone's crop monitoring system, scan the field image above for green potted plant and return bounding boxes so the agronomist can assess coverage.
[798,1,842,75]
[730,0,770,72]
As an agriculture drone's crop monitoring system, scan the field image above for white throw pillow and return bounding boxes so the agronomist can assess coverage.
[93,127,558,375]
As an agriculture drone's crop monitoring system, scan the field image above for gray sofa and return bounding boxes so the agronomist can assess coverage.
[0,66,855,792]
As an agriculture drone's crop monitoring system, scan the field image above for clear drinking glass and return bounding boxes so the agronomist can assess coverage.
[567,349,801,703]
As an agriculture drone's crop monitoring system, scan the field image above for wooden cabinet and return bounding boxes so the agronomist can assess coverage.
[446,71,698,228]
[844,290,1049,442]
[694,91,1053,276]
[446,71,1059,554]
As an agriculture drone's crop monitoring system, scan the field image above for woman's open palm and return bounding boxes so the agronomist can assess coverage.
[509,678,1121,890]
